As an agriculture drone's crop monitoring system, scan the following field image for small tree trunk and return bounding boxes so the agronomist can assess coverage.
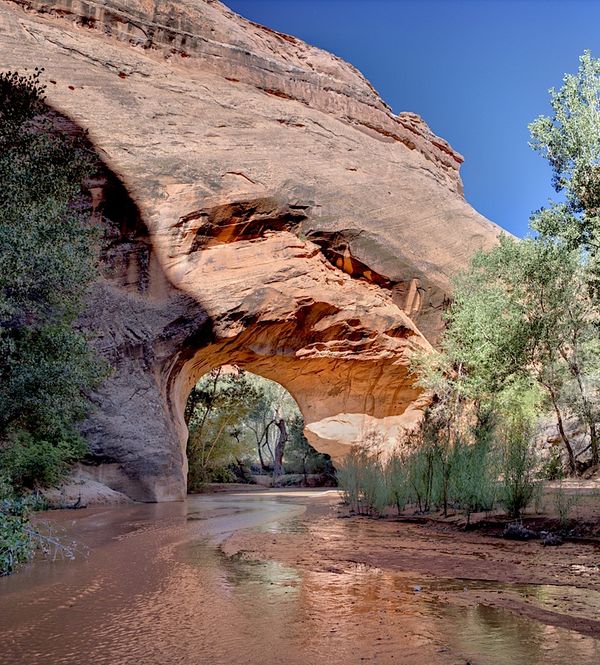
[548,387,576,475]
[589,422,599,466]
[256,433,269,471]
[272,417,288,478]
[570,361,599,467]
[251,422,272,472]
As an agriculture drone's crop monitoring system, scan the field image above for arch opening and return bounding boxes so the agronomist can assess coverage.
[183,365,336,491]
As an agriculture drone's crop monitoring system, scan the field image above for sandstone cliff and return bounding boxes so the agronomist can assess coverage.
[0,0,502,500]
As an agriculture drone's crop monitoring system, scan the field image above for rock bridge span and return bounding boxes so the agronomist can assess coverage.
[0,0,500,500]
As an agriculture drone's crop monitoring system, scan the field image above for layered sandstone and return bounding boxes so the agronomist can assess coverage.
[0,0,501,500]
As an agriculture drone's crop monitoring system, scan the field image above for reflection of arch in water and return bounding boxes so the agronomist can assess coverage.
[38,104,429,503]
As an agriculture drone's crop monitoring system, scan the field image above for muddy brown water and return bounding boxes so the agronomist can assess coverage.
[0,489,598,665]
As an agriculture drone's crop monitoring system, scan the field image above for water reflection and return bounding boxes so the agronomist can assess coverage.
[0,491,597,665]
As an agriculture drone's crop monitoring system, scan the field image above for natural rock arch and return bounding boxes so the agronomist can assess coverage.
[0,0,502,501]
[59,111,432,503]
[83,174,433,502]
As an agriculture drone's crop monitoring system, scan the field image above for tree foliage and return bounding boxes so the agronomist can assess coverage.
[439,236,599,469]
[186,367,259,488]
[185,367,332,487]
[0,69,104,490]
[413,52,600,473]
[529,51,600,268]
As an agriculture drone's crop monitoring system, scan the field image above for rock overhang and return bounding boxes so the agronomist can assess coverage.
[0,0,502,500]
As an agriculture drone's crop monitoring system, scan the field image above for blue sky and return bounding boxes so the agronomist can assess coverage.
[227,0,600,237]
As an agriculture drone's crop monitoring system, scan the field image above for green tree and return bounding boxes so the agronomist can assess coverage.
[437,236,599,470]
[0,69,104,490]
[186,367,258,488]
[186,369,332,485]
[529,50,600,274]
[244,375,297,476]
[284,414,334,481]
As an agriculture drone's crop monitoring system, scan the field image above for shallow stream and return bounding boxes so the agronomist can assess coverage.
[0,490,598,664]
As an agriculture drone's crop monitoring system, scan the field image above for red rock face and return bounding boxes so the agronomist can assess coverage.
[0,0,502,500]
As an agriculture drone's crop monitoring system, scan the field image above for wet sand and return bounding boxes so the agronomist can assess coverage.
[223,490,600,641]
[0,489,598,665]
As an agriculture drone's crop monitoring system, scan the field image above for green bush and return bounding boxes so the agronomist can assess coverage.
[405,443,437,513]
[0,430,87,491]
[385,451,410,514]
[0,495,35,576]
[553,482,580,531]
[0,69,105,493]
[336,446,388,516]
[449,437,497,524]
[337,410,542,525]
[500,423,540,518]
[360,456,388,517]
[0,480,43,576]
[340,435,500,522]
[0,480,77,576]
[541,445,564,481]
[336,449,361,510]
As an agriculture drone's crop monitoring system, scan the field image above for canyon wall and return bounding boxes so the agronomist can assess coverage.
[0,0,501,500]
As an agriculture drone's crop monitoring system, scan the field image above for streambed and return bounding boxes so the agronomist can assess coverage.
[0,489,598,664]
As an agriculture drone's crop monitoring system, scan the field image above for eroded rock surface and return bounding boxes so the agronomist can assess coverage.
[0,0,502,500]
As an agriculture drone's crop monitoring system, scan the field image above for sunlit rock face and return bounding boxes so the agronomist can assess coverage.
[0,0,501,500]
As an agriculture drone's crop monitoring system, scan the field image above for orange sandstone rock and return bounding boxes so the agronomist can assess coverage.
[0,0,501,500]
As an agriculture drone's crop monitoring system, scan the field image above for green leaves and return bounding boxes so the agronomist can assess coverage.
[529,51,600,258]
[0,70,104,490]
[440,235,596,424]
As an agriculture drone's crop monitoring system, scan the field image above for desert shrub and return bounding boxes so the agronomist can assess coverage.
[360,456,388,517]
[0,478,45,576]
[385,451,410,514]
[405,443,437,513]
[210,465,237,483]
[1,430,86,491]
[449,437,498,524]
[532,479,545,513]
[553,481,581,531]
[499,421,541,518]
[336,449,361,510]
[541,445,564,480]
[336,446,388,516]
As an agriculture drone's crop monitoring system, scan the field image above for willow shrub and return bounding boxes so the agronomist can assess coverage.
[553,481,581,531]
[338,437,500,522]
[449,438,498,525]
[385,451,410,514]
[336,447,388,516]
[499,424,541,519]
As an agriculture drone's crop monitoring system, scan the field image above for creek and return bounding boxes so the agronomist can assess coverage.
[0,489,598,664]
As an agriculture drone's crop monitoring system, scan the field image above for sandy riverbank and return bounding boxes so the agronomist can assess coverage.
[221,487,600,639]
